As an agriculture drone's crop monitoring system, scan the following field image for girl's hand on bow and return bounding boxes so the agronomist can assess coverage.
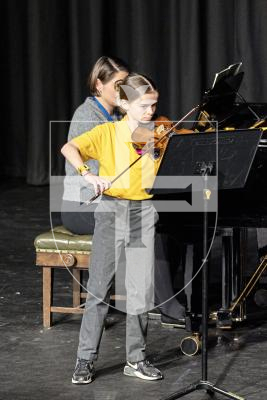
[83,173,111,195]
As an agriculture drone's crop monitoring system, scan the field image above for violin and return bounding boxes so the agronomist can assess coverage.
[131,115,195,157]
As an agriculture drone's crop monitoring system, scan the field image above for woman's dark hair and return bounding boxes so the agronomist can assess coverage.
[87,56,129,95]
[118,72,158,102]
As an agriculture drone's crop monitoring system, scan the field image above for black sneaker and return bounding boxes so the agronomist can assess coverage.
[124,360,163,381]
[72,358,95,384]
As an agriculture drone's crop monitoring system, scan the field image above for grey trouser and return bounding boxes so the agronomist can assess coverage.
[77,196,158,362]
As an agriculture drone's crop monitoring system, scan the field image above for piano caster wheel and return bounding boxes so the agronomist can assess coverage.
[180,333,201,356]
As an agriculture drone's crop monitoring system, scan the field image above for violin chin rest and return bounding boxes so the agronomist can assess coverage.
[131,126,154,143]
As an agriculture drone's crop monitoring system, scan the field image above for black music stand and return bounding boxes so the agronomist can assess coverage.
[150,129,262,400]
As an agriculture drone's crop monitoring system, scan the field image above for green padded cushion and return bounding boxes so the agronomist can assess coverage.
[34,225,93,252]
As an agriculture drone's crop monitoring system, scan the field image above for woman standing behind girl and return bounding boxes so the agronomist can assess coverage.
[61,56,129,234]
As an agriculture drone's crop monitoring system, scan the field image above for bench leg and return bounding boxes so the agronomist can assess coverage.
[73,269,81,308]
[43,267,53,328]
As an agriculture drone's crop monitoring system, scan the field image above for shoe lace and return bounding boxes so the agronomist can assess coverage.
[129,360,154,368]
[142,360,153,367]
[77,359,91,370]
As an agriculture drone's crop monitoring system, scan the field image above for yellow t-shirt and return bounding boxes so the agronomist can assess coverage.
[72,120,162,200]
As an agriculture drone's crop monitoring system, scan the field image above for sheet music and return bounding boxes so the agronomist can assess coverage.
[211,62,242,89]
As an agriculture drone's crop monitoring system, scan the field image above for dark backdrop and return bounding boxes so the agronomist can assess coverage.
[1,0,267,185]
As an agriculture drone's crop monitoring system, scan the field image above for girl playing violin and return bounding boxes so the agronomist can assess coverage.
[61,72,163,384]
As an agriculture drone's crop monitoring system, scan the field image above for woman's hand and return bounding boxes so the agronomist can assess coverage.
[83,173,111,196]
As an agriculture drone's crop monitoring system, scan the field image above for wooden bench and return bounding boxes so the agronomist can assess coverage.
[34,226,93,328]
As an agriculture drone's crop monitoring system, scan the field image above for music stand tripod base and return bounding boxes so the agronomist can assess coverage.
[161,380,245,400]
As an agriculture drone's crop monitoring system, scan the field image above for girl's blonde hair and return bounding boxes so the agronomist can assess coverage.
[117,72,157,102]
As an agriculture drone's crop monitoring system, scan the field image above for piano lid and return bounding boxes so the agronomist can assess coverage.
[194,71,245,131]
[194,64,266,131]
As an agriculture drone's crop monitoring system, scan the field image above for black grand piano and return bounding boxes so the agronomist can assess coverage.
[194,67,267,227]
[194,70,267,329]
[153,66,267,344]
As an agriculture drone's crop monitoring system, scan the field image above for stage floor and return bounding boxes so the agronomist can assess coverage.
[0,178,266,400]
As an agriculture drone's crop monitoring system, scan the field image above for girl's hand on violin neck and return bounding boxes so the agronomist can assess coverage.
[83,173,111,195]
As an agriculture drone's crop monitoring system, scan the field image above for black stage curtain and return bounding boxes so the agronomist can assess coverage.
[1,0,267,185]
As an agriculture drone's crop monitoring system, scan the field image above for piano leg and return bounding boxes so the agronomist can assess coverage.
[217,227,248,328]
[221,228,234,309]
[233,227,248,321]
